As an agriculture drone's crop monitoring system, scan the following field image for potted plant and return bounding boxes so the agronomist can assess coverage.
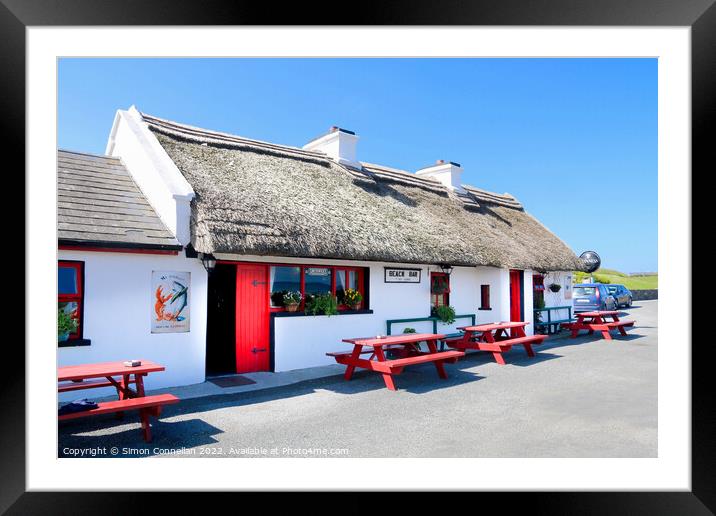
[343,288,363,310]
[304,293,339,317]
[282,291,303,312]
[58,307,78,342]
[548,283,562,293]
[432,305,457,325]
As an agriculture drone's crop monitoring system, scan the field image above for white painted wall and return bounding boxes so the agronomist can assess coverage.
[58,250,208,401]
[105,106,195,245]
[262,257,511,372]
[540,270,574,322]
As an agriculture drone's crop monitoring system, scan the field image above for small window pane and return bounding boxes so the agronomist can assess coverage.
[348,270,357,290]
[58,266,78,295]
[270,266,301,307]
[335,270,346,304]
[59,301,80,336]
[305,267,332,297]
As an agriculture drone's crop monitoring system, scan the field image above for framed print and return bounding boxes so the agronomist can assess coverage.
[12,0,710,512]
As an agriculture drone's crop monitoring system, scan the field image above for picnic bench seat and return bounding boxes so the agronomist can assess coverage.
[58,393,179,442]
[534,306,574,334]
[58,377,137,393]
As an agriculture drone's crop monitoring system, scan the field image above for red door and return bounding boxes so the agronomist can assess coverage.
[509,269,523,322]
[235,264,270,373]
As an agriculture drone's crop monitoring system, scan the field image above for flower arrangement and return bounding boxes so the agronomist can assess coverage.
[304,293,339,317]
[282,291,303,311]
[548,283,562,293]
[342,288,363,309]
[58,306,78,341]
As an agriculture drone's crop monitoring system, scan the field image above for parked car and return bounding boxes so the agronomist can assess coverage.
[572,283,618,312]
[606,284,633,308]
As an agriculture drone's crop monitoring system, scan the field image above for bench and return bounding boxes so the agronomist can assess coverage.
[58,377,137,393]
[445,333,547,365]
[382,350,464,372]
[58,393,179,442]
[386,314,476,337]
[534,306,574,334]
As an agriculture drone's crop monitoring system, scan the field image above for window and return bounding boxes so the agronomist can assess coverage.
[268,264,367,312]
[532,274,545,308]
[574,286,596,296]
[304,267,333,298]
[480,285,491,310]
[58,261,84,340]
[269,266,301,307]
[430,272,450,308]
[334,267,363,307]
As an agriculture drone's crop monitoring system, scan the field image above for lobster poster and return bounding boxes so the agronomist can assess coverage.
[151,271,190,333]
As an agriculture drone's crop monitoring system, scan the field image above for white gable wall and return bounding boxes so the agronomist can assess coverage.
[105,106,194,246]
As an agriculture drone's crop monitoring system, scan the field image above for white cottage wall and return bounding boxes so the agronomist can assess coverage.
[267,260,512,372]
[541,271,574,322]
[58,250,208,401]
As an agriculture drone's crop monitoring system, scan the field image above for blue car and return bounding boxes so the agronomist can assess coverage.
[572,283,618,312]
[607,284,633,308]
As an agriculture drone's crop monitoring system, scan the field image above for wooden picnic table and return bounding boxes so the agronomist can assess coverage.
[58,360,178,441]
[446,321,548,365]
[568,311,635,340]
[327,333,464,391]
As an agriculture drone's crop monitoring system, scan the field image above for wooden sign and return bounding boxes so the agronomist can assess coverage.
[384,267,421,283]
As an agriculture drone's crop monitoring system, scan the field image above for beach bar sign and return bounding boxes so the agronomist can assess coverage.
[151,271,190,333]
[384,267,421,283]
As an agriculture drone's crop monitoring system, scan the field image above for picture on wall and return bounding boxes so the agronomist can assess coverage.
[564,274,573,299]
[151,271,190,333]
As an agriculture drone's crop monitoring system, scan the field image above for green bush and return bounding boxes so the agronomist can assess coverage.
[304,293,339,316]
[403,327,416,334]
[58,307,77,338]
[432,305,456,325]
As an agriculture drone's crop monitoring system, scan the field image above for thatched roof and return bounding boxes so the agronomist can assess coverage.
[142,113,585,271]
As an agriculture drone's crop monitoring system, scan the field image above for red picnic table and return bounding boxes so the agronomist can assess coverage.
[568,311,635,340]
[58,360,178,442]
[327,333,464,391]
[445,321,547,365]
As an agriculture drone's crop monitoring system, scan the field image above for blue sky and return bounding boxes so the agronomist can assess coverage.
[58,58,657,273]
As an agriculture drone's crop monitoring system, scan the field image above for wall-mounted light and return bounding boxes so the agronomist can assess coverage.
[439,263,454,276]
[201,253,217,273]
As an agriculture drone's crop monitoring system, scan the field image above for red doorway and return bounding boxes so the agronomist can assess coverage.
[509,269,524,322]
[235,264,270,373]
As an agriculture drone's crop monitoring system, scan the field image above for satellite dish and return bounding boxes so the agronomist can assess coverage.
[579,251,601,273]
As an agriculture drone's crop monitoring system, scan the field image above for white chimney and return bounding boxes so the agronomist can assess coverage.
[303,126,360,168]
[416,160,464,191]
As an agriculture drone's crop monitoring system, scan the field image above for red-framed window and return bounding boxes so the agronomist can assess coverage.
[533,274,545,307]
[430,272,450,308]
[268,264,367,312]
[480,284,491,310]
[58,260,84,340]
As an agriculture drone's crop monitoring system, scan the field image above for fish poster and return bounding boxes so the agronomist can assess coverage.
[151,271,190,333]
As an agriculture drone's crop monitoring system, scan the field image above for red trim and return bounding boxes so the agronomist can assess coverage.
[480,284,491,309]
[59,261,84,340]
[59,245,178,255]
[430,272,450,308]
[220,259,368,312]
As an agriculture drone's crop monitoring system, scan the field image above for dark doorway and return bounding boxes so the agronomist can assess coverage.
[206,263,237,376]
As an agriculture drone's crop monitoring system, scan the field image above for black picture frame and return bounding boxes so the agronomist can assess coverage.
[5,0,707,512]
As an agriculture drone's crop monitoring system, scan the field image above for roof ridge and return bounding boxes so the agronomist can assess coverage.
[140,112,328,161]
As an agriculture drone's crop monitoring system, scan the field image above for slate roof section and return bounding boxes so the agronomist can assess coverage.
[58,150,182,250]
